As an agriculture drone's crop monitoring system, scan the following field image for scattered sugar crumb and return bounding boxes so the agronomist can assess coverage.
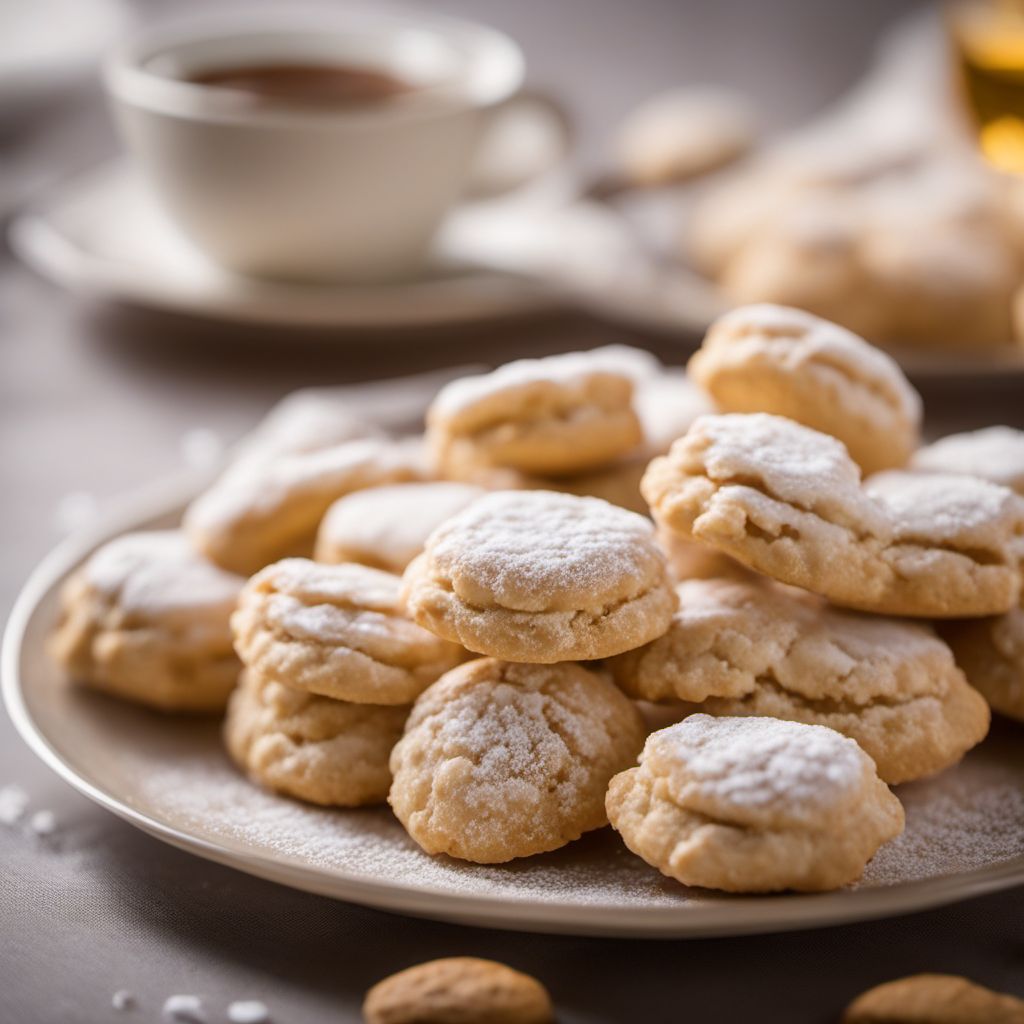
[228,1000,270,1023]
[0,784,29,825]
[180,428,225,470]
[29,810,56,836]
[52,491,98,534]
[162,995,207,1023]
[112,990,135,1011]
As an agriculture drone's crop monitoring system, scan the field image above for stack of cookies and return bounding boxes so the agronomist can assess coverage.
[50,307,1024,894]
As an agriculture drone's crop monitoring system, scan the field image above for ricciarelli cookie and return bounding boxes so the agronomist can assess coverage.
[607,578,990,783]
[911,426,1024,496]
[389,658,645,863]
[224,672,407,807]
[232,559,465,705]
[843,973,1024,1023]
[866,470,1024,617]
[314,481,485,574]
[402,490,676,662]
[941,608,1024,722]
[606,715,904,892]
[688,304,922,474]
[50,531,243,713]
[363,958,554,1024]
[184,437,424,576]
[426,350,644,478]
[643,414,1024,617]
[233,388,382,465]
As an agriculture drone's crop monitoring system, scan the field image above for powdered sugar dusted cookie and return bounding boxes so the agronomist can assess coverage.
[314,481,485,574]
[51,531,243,712]
[607,577,990,783]
[606,715,904,892]
[185,437,424,576]
[426,350,644,478]
[225,672,406,806]
[688,305,921,474]
[843,973,1024,1024]
[616,86,755,187]
[643,414,1024,617]
[941,607,1024,722]
[912,426,1024,495]
[866,470,1024,617]
[402,490,676,662]
[232,559,465,705]
[233,388,382,466]
[389,658,645,863]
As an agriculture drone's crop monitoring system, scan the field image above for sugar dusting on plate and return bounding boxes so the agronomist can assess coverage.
[125,721,1024,909]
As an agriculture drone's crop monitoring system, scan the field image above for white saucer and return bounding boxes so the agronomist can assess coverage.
[10,161,573,330]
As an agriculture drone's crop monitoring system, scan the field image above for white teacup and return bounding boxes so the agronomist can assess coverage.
[104,10,527,283]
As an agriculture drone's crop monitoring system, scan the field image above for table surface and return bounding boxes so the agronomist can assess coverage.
[4,1,1024,1022]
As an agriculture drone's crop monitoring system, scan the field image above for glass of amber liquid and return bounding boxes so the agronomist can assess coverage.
[950,0,1024,172]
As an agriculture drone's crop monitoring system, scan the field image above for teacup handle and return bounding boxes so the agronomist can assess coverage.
[464,88,573,200]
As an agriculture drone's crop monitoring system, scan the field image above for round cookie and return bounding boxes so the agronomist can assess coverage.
[911,426,1024,496]
[843,973,1024,1024]
[232,559,465,705]
[363,958,554,1024]
[860,223,1017,351]
[426,350,644,478]
[50,531,243,713]
[315,481,485,573]
[606,715,905,893]
[688,304,922,474]
[233,388,382,466]
[642,413,1024,617]
[865,470,1024,617]
[616,86,754,187]
[402,490,677,662]
[940,607,1024,722]
[717,198,886,343]
[184,437,424,576]
[225,671,406,806]
[389,658,645,863]
[606,577,990,783]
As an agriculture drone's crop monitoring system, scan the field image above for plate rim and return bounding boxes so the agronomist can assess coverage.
[5,476,1024,938]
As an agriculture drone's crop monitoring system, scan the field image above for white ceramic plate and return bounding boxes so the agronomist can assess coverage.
[6,481,1024,937]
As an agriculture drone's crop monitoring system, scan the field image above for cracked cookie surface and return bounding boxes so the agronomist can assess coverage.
[426,349,644,478]
[401,490,677,662]
[225,671,407,806]
[911,425,1024,496]
[51,531,243,712]
[606,715,904,892]
[941,606,1024,722]
[185,437,424,576]
[232,559,465,705]
[607,577,990,782]
[688,304,921,474]
[389,658,645,863]
[643,413,1024,617]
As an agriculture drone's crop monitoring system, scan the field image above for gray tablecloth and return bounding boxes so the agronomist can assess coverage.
[4,1,1024,1021]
